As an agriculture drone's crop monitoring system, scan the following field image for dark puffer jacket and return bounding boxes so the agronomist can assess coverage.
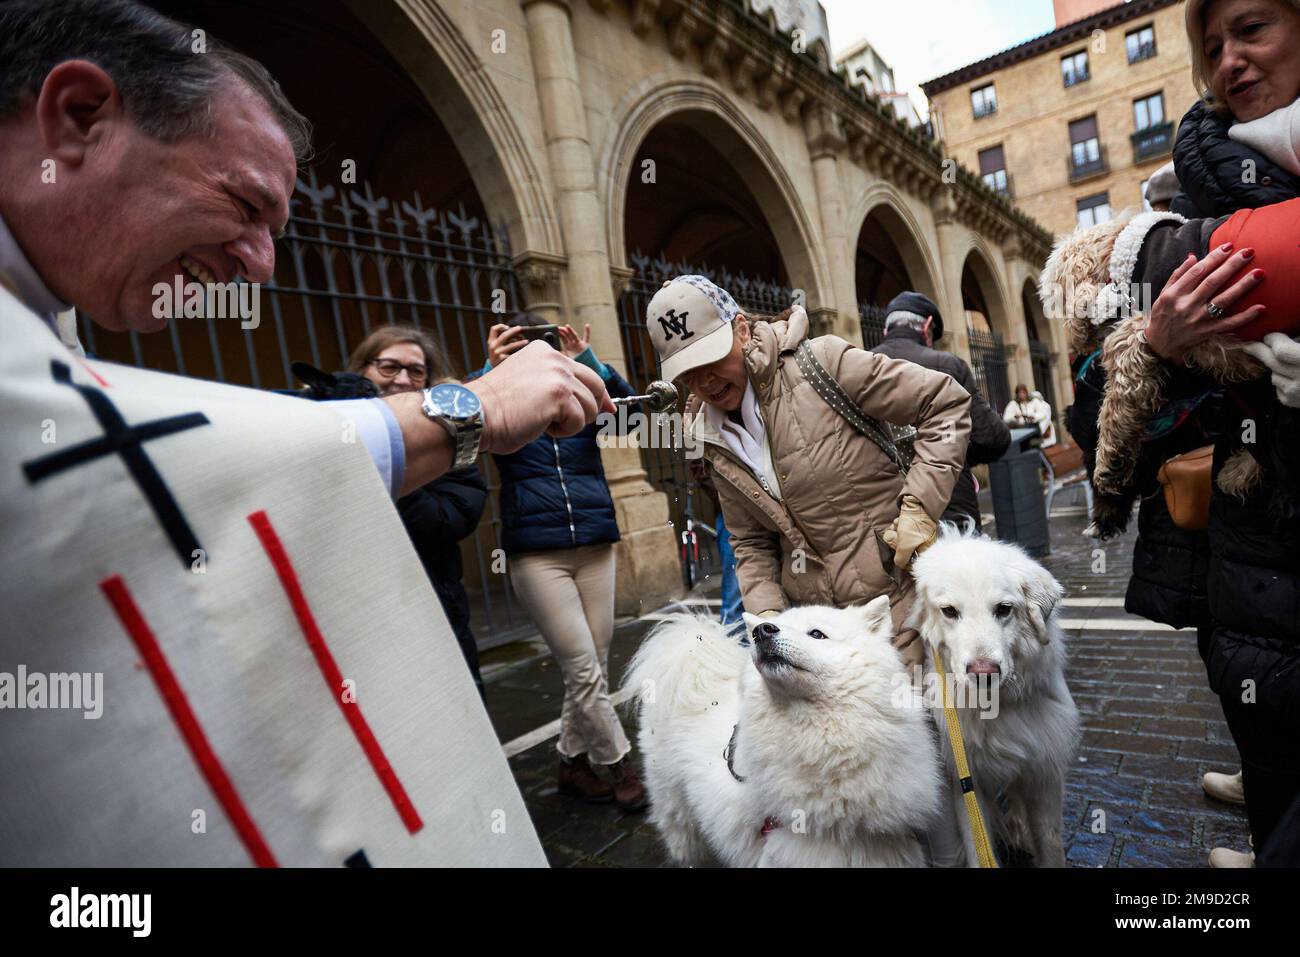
[1157,105,1300,659]
[472,357,638,556]
[1138,157,1300,853]
[397,466,488,691]
[1068,346,1218,630]
[1171,100,1300,218]
[871,326,1010,525]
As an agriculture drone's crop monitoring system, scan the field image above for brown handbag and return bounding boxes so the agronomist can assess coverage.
[1156,445,1214,531]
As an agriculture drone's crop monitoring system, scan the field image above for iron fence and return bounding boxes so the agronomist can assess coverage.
[859,303,889,349]
[616,253,796,590]
[966,325,1013,413]
[78,169,534,647]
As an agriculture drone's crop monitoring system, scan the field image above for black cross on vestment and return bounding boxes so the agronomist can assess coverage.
[22,359,211,568]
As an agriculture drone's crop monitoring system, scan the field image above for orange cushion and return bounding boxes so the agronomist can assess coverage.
[1208,196,1300,341]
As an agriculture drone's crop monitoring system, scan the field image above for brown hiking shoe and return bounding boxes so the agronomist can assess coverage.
[557,753,613,803]
[606,758,648,812]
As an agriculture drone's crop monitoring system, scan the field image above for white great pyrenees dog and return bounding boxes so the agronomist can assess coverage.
[625,596,941,867]
[907,528,1081,867]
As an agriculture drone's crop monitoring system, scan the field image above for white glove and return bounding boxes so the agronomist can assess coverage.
[1244,333,1300,409]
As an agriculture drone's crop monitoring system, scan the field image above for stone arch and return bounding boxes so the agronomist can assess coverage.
[958,239,1013,340]
[846,184,943,307]
[346,0,563,255]
[599,77,832,310]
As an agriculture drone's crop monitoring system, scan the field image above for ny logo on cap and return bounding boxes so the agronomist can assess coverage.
[657,308,693,342]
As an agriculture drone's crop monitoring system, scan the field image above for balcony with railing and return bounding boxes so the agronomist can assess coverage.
[982,169,1013,199]
[1132,121,1174,163]
[1063,66,1090,88]
[1128,40,1157,64]
[1068,143,1108,183]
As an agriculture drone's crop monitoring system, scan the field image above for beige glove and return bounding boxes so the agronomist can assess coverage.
[881,495,938,570]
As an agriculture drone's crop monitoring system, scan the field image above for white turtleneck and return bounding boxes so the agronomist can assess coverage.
[703,379,782,500]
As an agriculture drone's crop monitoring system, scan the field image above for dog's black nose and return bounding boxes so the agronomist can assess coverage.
[752,622,780,642]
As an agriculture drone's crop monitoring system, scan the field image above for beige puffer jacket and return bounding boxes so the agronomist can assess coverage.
[685,306,972,639]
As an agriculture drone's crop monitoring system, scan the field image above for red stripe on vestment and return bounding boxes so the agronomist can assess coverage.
[100,574,278,867]
[247,510,424,834]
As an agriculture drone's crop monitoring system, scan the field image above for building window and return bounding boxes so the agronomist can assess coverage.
[1068,114,1105,180]
[971,83,997,119]
[1132,91,1173,161]
[1061,50,1089,87]
[1077,192,1112,227]
[978,144,1009,196]
[1126,25,1157,63]
[1133,92,1165,129]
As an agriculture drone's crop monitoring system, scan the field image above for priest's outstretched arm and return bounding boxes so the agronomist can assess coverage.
[363,340,614,497]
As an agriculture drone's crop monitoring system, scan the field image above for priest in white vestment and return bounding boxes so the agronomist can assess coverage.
[0,0,613,866]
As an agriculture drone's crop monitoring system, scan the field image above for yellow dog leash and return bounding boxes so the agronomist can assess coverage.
[933,649,999,869]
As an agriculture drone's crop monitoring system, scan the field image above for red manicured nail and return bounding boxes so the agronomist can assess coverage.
[1220,243,1234,252]
[1252,268,1265,279]
[1242,248,1255,260]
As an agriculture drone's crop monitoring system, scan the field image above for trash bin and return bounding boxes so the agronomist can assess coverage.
[987,426,1049,557]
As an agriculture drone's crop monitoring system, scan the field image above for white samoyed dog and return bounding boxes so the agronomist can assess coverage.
[625,595,941,867]
[907,527,1082,867]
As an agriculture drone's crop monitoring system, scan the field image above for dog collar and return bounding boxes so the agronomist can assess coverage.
[725,722,745,783]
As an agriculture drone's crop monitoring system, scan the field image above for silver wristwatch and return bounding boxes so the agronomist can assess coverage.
[420,383,484,469]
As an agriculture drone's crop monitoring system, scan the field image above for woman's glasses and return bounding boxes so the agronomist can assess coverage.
[369,358,428,383]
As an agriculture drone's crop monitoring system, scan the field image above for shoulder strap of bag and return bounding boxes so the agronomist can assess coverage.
[794,341,910,474]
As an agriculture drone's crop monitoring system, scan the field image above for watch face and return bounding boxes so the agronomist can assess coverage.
[430,383,481,419]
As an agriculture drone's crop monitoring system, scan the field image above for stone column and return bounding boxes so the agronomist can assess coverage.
[522,0,680,616]
[999,238,1037,394]
[805,104,858,341]
[931,192,974,367]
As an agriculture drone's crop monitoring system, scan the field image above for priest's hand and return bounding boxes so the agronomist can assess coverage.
[389,340,614,495]
[470,339,616,454]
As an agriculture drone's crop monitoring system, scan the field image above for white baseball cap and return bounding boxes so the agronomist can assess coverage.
[644,275,741,383]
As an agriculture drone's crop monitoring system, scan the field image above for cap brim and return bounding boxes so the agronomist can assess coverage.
[659,321,735,383]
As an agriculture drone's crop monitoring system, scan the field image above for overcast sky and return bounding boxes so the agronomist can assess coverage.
[820,0,1059,118]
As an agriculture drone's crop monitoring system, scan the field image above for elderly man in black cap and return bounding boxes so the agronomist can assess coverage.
[872,292,1010,528]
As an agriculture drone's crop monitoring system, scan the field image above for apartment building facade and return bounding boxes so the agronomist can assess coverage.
[922,0,1199,236]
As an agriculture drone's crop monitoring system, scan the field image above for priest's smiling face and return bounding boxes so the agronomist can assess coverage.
[13,61,297,334]
[100,79,296,332]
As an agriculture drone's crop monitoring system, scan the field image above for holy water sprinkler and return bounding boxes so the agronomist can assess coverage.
[610,379,680,414]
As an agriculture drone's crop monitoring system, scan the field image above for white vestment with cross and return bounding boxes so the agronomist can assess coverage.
[0,284,545,866]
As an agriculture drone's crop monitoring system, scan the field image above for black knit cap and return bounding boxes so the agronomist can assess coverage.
[884,291,944,342]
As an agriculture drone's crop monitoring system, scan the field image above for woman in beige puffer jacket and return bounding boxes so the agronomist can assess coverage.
[647,275,972,665]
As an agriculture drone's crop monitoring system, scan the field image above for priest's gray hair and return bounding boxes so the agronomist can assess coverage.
[884,310,928,333]
[0,0,312,163]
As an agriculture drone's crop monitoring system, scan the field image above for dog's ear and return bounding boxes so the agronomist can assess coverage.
[855,594,893,633]
[1020,563,1065,645]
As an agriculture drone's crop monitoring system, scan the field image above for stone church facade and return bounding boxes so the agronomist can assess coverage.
[93,0,1063,641]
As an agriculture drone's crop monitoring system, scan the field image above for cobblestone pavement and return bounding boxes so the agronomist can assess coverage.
[482,503,1250,867]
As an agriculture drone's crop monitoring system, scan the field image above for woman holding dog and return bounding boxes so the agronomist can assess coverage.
[645,276,972,865]
[1045,0,1300,866]
[644,275,972,670]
